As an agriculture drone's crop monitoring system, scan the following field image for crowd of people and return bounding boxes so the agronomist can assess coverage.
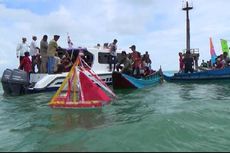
[105,39,153,78]
[178,51,194,73]
[16,36,154,78]
[200,52,230,69]
[16,35,73,75]
[178,50,230,73]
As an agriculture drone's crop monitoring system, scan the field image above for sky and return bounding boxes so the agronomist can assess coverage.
[0,0,230,75]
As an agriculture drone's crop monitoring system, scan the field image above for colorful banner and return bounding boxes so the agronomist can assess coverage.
[220,39,229,54]
[210,37,217,65]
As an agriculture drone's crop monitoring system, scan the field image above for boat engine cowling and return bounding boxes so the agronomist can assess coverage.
[1,69,13,95]
[8,69,30,96]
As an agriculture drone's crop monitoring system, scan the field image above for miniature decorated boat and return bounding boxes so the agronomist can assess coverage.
[49,55,116,109]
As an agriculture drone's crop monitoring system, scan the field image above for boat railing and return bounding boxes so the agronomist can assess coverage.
[182,48,200,70]
[182,48,199,55]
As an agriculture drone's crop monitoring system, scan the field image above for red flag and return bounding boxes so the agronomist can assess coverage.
[79,71,111,102]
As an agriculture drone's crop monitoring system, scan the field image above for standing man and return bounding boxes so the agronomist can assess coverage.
[108,39,118,72]
[130,45,141,77]
[40,35,48,73]
[30,36,40,73]
[16,37,29,69]
[183,51,194,73]
[47,35,60,74]
[129,45,140,75]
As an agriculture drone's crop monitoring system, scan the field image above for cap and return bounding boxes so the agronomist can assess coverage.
[129,45,136,49]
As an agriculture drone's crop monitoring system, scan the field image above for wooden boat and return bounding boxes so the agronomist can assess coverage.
[163,67,230,82]
[112,69,163,89]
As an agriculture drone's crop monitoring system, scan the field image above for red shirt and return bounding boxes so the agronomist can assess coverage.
[131,51,141,68]
[20,56,32,73]
[179,56,184,69]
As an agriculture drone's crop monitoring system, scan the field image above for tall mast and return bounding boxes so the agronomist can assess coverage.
[182,0,193,53]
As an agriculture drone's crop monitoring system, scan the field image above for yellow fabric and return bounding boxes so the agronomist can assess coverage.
[47,39,58,57]
[49,57,80,105]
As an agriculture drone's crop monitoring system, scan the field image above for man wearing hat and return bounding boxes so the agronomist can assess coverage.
[47,35,60,74]
[30,36,40,73]
[16,37,29,68]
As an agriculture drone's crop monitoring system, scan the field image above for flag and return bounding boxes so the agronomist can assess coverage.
[67,35,73,49]
[210,37,217,65]
[220,39,229,54]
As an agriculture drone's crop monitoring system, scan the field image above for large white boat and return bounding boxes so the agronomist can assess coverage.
[1,47,121,96]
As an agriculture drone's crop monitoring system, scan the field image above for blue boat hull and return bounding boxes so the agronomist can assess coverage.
[164,67,230,82]
[112,71,162,89]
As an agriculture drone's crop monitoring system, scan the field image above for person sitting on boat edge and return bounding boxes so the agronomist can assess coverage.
[200,60,208,68]
[56,53,73,73]
[198,59,213,71]
[215,56,224,69]
[183,51,194,73]
[116,51,132,75]
[222,52,230,67]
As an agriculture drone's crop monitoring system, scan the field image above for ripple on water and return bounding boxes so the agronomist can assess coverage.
[1,82,230,151]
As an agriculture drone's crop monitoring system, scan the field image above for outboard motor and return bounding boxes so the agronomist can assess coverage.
[8,69,30,96]
[1,69,13,95]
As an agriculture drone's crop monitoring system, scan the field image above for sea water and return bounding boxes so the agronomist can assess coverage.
[0,78,230,151]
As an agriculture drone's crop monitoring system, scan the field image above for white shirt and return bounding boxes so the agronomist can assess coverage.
[54,56,61,72]
[30,40,38,56]
[16,42,29,57]
[109,43,117,56]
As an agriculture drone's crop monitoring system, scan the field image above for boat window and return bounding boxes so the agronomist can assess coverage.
[56,48,94,73]
[82,51,94,67]
[98,52,122,64]
[98,52,110,64]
